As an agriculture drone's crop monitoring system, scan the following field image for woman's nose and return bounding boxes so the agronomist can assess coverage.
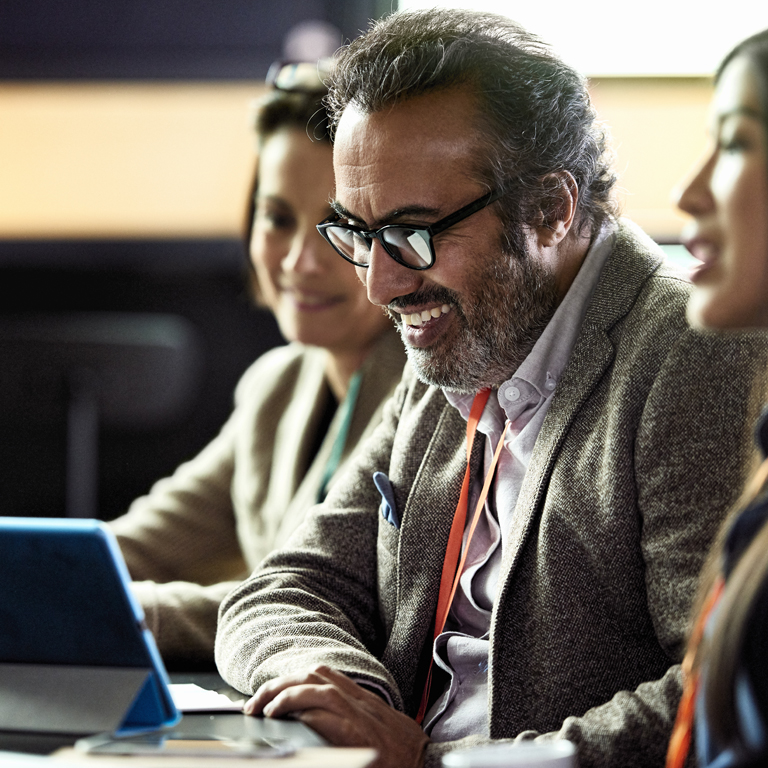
[675,150,716,217]
[282,228,327,273]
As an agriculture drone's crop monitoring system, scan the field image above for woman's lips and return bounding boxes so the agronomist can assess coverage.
[285,289,343,312]
[684,238,717,265]
[683,237,718,283]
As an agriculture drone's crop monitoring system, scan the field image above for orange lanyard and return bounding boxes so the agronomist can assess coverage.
[416,387,509,724]
[665,575,725,768]
[666,458,768,766]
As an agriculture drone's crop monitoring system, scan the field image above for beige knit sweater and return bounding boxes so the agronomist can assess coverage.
[110,329,406,665]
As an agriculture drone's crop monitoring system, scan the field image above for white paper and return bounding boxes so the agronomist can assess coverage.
[0,751,92,766]
[168,683,244,713]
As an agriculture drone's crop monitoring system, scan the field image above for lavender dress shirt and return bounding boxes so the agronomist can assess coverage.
[424,222,616,740]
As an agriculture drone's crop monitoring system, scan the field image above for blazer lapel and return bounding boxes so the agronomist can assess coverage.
[267,350,330,517]
[497,220,664,583]
[383,394,479,710]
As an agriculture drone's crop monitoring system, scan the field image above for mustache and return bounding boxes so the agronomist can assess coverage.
[387,286,461,314]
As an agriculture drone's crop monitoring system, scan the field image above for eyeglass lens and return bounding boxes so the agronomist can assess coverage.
[324,226,433,269]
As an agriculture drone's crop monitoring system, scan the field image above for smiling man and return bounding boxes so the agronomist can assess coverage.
[216,10,768,768]
[322,86,577,395]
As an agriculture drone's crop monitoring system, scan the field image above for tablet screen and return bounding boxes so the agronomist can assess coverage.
[0,519,150,667]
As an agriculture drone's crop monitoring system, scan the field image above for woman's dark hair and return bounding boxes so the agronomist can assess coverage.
[717,28,768,156]
[242,87,331,297]
[686,30,768,757]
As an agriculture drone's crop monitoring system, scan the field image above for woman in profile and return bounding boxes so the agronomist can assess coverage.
[666,29,768,768]
[109,63,405,667]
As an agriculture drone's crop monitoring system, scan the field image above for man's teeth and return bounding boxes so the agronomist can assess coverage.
[403,304,451,327]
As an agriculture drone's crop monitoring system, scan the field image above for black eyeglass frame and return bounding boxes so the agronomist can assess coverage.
[316,189,503,271]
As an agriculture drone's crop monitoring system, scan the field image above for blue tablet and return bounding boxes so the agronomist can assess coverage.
[0,517,180,736]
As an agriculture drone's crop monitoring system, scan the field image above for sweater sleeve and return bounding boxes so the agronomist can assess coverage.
[110,374,250,663]
[215,375,410,704]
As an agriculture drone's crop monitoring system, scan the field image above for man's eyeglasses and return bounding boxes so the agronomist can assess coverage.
[266,60,330,94]
[316,189,503,270]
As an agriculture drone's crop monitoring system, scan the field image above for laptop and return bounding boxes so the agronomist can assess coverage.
[0,516,180,736]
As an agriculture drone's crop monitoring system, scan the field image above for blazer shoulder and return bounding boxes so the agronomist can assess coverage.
[585,219,690,334]
[233,343,323,406]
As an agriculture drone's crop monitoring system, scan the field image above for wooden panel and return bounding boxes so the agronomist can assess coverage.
[0,78,714,241]
[590,76,713,241]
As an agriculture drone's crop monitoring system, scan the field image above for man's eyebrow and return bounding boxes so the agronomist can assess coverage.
[329,200,444,228]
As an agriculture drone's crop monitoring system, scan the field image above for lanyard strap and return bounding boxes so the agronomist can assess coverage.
[665,574,725,768]
[316,369,363,504]
[665,457,768,767]
[416,388,508,724]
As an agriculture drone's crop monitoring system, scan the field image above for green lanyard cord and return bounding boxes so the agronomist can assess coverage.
[316,369,364,504]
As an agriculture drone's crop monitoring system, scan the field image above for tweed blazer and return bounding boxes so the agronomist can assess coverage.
[216,220,768,767]
[111,328,406,664]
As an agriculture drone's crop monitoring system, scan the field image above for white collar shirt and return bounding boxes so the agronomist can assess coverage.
[423,220,616,739]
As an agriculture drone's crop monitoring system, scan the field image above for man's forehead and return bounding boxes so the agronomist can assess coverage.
[335,88,480,151]
[332,89,484,220]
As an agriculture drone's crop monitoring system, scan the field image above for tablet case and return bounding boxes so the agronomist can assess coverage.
[0,517,181,735]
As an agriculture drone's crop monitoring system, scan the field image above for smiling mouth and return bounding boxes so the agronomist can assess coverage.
[685,240,717,266]
[400,304,452,327]
[285,289,343,309]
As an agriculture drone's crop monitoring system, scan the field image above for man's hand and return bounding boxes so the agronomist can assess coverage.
[243,665,430,768]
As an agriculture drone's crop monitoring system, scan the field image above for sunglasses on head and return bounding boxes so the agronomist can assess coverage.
[266,59,330,94]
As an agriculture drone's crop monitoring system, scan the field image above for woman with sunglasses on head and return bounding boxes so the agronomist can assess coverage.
[666,29,768,768]
[109,63,404,667]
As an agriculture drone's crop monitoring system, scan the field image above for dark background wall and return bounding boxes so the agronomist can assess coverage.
[0,239,283,520]
[0,0,388,520]
[0,0,389,79]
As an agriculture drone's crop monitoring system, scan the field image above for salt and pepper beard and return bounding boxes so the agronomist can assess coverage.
[387,239,560,394]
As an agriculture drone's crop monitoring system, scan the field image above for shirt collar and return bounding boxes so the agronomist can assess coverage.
[445,219,616,423]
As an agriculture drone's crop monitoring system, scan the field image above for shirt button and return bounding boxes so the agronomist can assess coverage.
[545,376,556,391]
[505,386,521,402]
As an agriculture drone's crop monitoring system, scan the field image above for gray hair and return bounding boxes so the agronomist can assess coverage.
[325,8,617,248]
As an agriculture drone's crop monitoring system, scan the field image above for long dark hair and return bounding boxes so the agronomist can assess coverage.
[688,29,768,756]
[716,29,768,158]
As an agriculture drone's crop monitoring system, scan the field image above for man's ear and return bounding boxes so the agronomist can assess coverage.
[535,171,578,247]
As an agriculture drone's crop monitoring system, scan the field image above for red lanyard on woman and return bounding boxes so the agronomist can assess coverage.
[666,456,768,767]
[665,575,725,768]
[416,387,509,724]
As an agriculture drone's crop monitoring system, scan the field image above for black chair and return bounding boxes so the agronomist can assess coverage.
[0,312,203,519]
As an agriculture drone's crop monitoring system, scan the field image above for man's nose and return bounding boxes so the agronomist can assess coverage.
[362,240,421,308]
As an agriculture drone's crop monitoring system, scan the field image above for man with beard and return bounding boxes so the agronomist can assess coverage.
[215,9,768,768]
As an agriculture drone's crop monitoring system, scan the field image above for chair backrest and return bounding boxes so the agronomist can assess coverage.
[0,312,202,518]
[0,312,202,428]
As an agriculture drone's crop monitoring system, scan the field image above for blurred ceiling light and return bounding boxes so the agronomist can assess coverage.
[398,0,768,76]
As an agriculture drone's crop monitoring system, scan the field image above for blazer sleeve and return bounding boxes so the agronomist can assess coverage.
[113,335,406,666]
[215,375,411,708]
[109,371,250,663]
